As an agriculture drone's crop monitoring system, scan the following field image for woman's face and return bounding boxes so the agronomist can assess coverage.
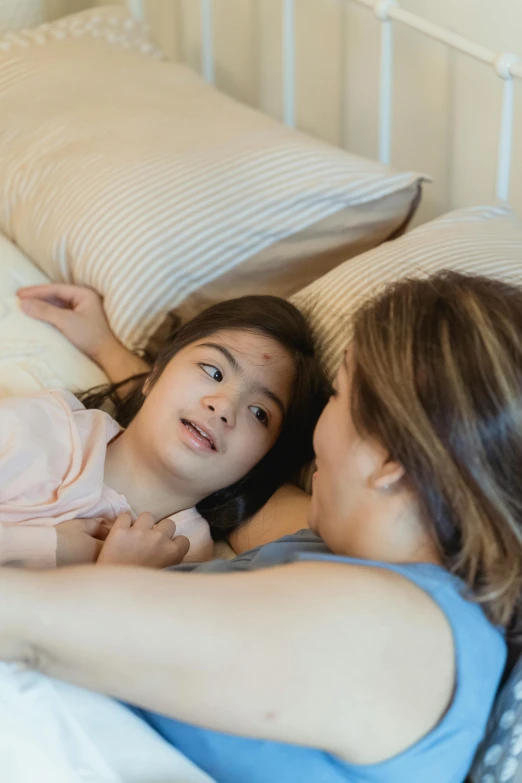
[130,329,295,499]
[309,351,398,554]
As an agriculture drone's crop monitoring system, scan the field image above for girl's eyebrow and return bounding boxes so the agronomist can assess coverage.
[198,342,286,417]
[199,342,241,372]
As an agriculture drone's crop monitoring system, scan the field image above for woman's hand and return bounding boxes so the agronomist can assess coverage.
[18,284,118,363]
[97,513,190,569]
[55,518,112,567]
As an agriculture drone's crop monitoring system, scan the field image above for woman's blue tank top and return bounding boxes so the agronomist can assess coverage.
[130,531,506,783]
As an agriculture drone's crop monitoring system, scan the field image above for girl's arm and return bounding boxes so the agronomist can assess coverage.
[228,484,311,554]
[0,515,109,569]
[94,339,150,389]
[18,284,150,387]
[0,561,453,763]
[0,524,57,569]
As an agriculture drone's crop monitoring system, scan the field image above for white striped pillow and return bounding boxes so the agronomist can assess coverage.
[0,6,422,349]
[291,205,522,377]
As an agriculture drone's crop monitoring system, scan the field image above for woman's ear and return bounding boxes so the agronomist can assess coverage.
[372,459,405,491]
[142,376,151,397]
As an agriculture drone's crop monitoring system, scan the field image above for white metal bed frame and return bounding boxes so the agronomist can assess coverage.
[128,0,521,204]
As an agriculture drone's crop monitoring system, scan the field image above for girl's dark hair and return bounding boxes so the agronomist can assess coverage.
[81,296,330,540]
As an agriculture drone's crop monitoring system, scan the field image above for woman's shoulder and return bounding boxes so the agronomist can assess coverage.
[278,555,503,765]
[291,550,506,688]
[167,538,505,768]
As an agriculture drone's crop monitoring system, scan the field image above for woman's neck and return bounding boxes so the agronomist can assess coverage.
[337,497,443,567]
[104,432,201,521]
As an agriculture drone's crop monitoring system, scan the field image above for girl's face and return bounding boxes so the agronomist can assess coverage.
[130,329,295,499]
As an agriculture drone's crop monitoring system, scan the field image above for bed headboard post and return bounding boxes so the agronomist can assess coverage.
[283,0,296,128]
[494,53,519,202]
[374,1,396,165]
[201,0,215,84]
[350,0,522,204]
[126,0,145,21]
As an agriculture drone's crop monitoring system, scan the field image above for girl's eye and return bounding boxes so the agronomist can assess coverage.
[249,406,269,427]
[200,364,223,382]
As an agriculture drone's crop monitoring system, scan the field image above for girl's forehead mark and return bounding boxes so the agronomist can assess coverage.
[263,353,271,360]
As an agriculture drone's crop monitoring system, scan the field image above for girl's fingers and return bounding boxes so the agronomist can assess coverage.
[80,517,109,539]
[17,283,83,304]
[167,535,190,565]
[96,521,113,541]
[154,518,177,539]
[133,512,156,531]
[113,512,133,531]
[19,297,71,327]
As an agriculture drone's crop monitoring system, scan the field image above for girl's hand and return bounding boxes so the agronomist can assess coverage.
[55,518,112,567]
[97,513,190,569]
[18,283,118,364]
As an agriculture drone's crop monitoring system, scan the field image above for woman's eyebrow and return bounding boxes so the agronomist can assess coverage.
[198,342,286,417]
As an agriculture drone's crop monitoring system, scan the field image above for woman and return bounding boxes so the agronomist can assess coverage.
[3,270,519,783]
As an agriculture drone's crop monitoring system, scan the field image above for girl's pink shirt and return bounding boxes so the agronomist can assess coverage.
[0,389,213,567]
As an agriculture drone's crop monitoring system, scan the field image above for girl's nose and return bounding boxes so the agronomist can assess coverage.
[205,396,236,427]
[207,403,227,424]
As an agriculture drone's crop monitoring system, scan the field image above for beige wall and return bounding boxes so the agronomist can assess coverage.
[10,0,522,224]
[0,1,92,30]
[121,0,522,225]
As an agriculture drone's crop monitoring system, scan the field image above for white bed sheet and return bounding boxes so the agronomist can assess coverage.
[0,232,108,397]
[0,662,215,783]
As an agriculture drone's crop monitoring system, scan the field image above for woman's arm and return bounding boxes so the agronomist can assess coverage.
[0,561,454,763]
[18,284,150,386]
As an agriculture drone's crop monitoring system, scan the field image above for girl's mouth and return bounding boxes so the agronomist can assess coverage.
[181,419,217,451]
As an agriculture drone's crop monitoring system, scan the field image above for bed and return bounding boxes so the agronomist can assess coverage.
[0,2,521,782]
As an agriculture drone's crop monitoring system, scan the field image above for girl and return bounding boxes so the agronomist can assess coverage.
[1,292,329,568]
[2,270,520,783]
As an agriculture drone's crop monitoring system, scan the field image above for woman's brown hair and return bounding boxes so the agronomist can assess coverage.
[350,271,522,632]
